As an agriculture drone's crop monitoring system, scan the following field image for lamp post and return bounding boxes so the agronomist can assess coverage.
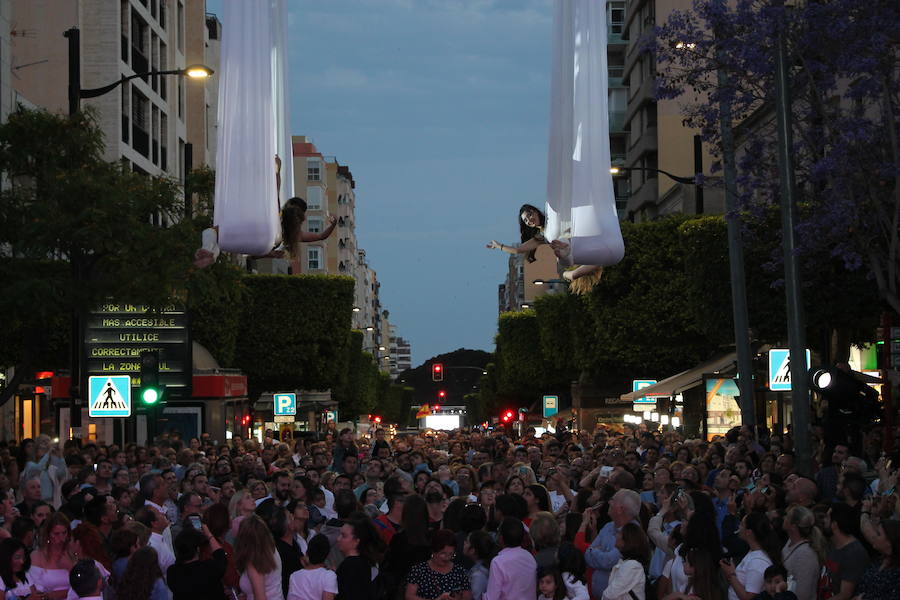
[66,27,213,117]
[610,166,697,186]
[64,26,212,431]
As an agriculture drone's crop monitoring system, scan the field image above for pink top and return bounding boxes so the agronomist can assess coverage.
[482,547,537,600]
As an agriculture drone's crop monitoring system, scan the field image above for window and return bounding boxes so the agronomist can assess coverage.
[307,247,321,270]
[307,217,323,233]
[307,158,322,181]
[131,90,150,157]
[159,41,167,100]
[177,2,184,52]
[121,83,130,143]
[306,186,323,210]
[609,2,625,35]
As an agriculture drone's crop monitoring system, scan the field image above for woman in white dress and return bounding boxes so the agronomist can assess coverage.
[28,513,74,600]
[235,514,283,600]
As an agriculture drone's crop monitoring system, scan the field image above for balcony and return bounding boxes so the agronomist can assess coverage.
[132,125,149,158]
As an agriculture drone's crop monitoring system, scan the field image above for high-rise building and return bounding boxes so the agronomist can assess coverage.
[291,135,327,275]
[389,325,412,378]
[324,156,358,276]
[620,0,723,222]
[290,136,393,372]
[10,0,218,179]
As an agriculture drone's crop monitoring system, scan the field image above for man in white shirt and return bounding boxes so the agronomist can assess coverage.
[136,505,176,574]
[141,472,174,550]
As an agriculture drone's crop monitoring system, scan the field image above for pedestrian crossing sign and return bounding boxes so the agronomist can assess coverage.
[88,375,132,417]
[768,349,811,392]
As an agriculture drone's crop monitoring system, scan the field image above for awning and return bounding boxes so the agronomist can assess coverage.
[619,352,738,402]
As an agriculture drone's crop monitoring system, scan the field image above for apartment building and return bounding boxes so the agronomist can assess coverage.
[621,0,723,222]
[10,0,218,180]
[290,135,327,274]
[389,325,412,379]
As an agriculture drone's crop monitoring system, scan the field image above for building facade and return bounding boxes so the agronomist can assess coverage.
[621,0,723,221]
[389,325,412,378]
[11,0,218,180]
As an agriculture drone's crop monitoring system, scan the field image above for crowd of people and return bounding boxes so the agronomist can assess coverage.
[0,422,897,600]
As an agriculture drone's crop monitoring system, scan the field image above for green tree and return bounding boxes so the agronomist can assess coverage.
[186,261,247,366]
[233,274,354,398]
[0,108,197,406]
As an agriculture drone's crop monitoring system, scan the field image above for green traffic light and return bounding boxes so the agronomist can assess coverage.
[141,387,160,404]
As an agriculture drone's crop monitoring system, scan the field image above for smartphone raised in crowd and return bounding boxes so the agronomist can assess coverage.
[189,515,202,531]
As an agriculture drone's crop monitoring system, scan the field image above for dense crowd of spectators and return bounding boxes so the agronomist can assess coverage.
[0,422,897,600]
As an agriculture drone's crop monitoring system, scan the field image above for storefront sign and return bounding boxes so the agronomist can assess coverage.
[83,303,191,398]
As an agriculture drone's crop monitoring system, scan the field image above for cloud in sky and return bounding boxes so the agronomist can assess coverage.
[208,0,553,364]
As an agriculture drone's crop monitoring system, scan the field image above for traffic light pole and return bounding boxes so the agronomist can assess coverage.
[774,4,812,477]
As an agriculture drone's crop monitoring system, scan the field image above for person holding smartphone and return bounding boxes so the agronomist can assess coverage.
[166,524,227,600]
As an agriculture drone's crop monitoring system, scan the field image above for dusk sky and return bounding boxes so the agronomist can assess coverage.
[208,0,553,365]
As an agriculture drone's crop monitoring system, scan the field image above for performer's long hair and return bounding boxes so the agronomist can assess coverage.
[518,204,545,263]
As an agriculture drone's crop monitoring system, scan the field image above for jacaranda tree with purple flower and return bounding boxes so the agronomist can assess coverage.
[655,0,900,319]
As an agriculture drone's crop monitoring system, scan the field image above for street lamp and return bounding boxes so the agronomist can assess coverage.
[66,27,213,115]
[609,166,697,186]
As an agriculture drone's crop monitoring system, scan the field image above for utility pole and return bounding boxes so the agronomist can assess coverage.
[714,6,756,432]
[693,134,704,214]
[65,27,82,430]
[774,2,812,476]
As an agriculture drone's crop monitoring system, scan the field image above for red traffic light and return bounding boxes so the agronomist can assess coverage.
[438,390,446,398]
[432,363,444,382]
[502,410,514,423]
[373,415,382,424]
[433,405,440,411]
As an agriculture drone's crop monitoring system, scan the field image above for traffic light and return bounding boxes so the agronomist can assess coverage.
[432,363,443,382]
[438,390,446,400]
[139,351,163,405]
[501,410,514,423]
[373,415,382,424]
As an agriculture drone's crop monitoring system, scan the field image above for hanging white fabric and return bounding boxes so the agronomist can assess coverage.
[214,0,293,255]
[544,0,625,267]
[270,0,294,202]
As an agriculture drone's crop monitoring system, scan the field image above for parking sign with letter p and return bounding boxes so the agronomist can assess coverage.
[274,393,296,416]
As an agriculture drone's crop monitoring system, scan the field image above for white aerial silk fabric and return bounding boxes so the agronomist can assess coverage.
[545,0,625,267]
[214,0,293,255]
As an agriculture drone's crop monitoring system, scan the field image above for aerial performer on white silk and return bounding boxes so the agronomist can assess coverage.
[194,0,334,268]
[487,0,625,294]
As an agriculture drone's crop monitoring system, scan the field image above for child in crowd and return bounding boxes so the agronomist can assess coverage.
[538,567,569,600]
[752,565,797,600]
[287,534,337,600]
